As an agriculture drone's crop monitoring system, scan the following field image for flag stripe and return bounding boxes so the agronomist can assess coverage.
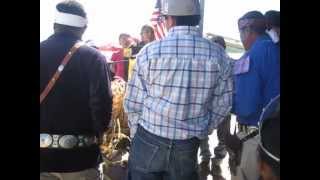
[151,1,167,40]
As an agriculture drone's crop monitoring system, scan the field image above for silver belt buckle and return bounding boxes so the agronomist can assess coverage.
[58,135,78,149]
[40,133,53,148]
[40,134,96,149]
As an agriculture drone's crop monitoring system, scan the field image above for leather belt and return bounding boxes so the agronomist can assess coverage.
[40,133,98,149]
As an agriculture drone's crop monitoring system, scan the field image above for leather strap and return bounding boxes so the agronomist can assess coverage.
[241,130,259,143]
[40,41,84,104]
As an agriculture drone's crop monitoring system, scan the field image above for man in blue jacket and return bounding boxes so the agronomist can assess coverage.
[230,11,280,180]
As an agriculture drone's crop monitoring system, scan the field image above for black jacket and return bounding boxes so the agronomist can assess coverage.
[40,33,112,172]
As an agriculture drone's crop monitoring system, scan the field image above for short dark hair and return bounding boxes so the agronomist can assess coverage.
[210,36,226,49]
[259,110,280,177]
[119,33,130,41]
[54,0,87,34]
[56,0,86,18]
[239,11,266,34]
[265,10,280,28]
[141,25,154,34]
[172,15,201,26]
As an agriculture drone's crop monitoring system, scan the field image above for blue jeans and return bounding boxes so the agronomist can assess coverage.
[128,125,200,180]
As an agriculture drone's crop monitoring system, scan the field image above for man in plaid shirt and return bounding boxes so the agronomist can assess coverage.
[124,0,233,179]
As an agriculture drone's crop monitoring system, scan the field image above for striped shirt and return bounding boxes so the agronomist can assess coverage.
[124,26,233,140]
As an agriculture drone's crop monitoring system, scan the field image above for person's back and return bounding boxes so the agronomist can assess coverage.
[133,28,232,139]
[40,34,111,137]
[124,1,233,179]
[40,0,112,177]
[234,34,280,125]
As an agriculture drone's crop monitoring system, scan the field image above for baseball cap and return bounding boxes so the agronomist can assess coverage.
[160,0,200,16]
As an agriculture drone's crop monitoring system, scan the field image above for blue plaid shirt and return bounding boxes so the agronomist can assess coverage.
[124,26,233,140]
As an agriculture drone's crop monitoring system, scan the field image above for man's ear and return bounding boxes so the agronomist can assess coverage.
[165,16,176,30]
[170,16,177,27]
[82,25,87,33]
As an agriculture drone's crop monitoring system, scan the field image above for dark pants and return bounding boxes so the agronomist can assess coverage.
[128,125,200,180]
[214,115,231,161]
[199,115,231,163]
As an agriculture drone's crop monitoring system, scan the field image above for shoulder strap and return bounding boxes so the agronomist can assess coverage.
[40,41,84,104]
[241,130,259,143]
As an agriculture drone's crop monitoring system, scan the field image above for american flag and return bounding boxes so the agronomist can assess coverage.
[151,0,167,40]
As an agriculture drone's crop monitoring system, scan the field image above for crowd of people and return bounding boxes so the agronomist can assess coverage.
[40,0,280,180]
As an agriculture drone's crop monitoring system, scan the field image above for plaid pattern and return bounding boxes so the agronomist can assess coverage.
[124,26,233,140]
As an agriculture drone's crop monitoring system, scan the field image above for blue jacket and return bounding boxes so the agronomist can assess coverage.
[232,34,280,126]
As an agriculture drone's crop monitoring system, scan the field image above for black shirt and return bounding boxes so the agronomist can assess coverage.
[40,33,113,172]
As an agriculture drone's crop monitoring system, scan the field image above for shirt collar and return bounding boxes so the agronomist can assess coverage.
[167,26,201,36]
[250,33,272,49]
[256,33,272,43]
[48,32,81,41]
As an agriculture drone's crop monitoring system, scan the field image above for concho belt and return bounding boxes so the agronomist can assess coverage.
[40,133,98,149]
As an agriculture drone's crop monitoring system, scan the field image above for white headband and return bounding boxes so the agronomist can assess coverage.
[54,11,87,28]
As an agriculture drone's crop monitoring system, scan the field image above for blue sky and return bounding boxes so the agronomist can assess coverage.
[40,0,280,44]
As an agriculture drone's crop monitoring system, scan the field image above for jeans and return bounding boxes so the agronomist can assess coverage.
[128,125,200,180]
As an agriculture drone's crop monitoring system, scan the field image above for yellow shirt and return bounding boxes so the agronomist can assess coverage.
[123,48,136,81]
[128,58,136,80]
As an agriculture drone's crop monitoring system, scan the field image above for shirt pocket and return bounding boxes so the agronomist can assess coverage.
[233,55,250,75]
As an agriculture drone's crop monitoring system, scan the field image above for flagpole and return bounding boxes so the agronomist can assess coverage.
[199,0,205,36]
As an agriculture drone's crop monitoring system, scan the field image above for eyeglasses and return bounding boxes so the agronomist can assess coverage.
[258,94,280,163]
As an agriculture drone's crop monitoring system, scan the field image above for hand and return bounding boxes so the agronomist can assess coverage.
[224,133,242,152]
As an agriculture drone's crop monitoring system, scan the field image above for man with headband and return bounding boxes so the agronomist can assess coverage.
[40,1,113,179]
[227,11,280,180]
